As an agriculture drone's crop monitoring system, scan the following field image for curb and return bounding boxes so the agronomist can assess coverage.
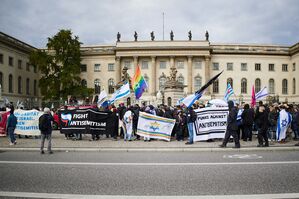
[0,146,299,152]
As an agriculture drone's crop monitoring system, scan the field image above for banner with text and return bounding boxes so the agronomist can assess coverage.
[60,109,116,135]
[193,107,229,141]
[14,109,43,136]
[137,112,175,141]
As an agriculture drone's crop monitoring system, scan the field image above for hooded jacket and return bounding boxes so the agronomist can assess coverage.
[227,101,238,131]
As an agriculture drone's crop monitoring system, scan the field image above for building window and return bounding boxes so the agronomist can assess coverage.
[293,63,296,71]
[212,62,219,70]
[124,61,131,69]
[227,63,233,71]
[269,79,275,94]
[255,78,261,92]
[0,72,3,91]
[227,78,233,88]
[0,54,3,64]
[18,60,22,69]
[9,57,13,66]
[293,78,296,94]
[81,79,87,87]
[18,76,22,94]
[269,64,274,71]
[94,64,101,72]
[194,75,202,91]
[108,79,115,94]
[193,60,202,69]
[94,79,101,94]
[241,78,247,94]
[282,64,288,72]
[144,74,149,92]
[160,61,166,69]
[177,75,184,84]
[108,63,114,71]
[213,79,219,93]
[26,62,30,71]
[34,80,37,96]
[177,61,184,69]
[241,63,247,71]
[80,64,87,72]
[255,63,261,71]
[282,79,288,94]
[33,65,37,73]
[159,73,166,90]
[141,61,149,69]
[9,74,13,93]
[26,78,30,95]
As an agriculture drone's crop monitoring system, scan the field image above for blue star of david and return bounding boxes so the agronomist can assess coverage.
[281,119,288,127]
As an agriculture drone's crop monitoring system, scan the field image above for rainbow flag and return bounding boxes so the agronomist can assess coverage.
[132,65,148,99]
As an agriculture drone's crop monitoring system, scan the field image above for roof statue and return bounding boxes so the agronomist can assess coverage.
[205,30,209,41]
[134,31,138,41]
[170,30,174,41]
[150,31,155,41]
[188,30,192,41]
[117,32,121,42]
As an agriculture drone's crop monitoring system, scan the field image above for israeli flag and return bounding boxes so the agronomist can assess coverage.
[97,89,107,105]
[276,109,292,141]
[181,92,202,108]
[255,86,268,100]
[109,82,130,104]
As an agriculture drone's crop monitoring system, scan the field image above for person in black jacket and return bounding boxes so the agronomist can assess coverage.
[39,107,54,154]
[241,104,254,141]
[256,105,269,147]
[219,100,240,148]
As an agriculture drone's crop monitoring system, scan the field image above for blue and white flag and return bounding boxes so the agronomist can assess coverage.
[276,109,292,141]
[97,89,107,106]
[176,97,184,106]
[224,83,234,102]
[181,93,202,108]
[109,82,130,104]
[255,86,268,100]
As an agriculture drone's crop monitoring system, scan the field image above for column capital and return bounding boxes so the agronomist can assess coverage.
[115,56,121,61]
[205,56,211,61]
[187,55,193,59]
[133,56,138,60]
[151,56,156,60]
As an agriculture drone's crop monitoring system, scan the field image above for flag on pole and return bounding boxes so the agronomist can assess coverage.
[224,83,234,102]
[182,71,223,108]
[97,89,107,106]
[255,86,268,100]
[251,85,256,108]
[131,65,148,99]
[109,82,130,104]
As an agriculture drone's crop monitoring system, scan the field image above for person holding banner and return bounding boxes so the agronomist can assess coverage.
[6,106,18,145]
[39,107,54,154]
[219,100,240,148]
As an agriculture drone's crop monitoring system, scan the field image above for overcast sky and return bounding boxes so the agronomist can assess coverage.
[1,0,298,48]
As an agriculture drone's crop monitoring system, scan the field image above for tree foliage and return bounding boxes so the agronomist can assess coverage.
[30,29,93,101]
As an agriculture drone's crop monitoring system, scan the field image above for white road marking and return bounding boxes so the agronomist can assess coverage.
[0,191,299,199]
[223,154,263,159]
[0,160,298,166]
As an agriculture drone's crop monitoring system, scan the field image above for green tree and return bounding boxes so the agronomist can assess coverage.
[30,29,92,102]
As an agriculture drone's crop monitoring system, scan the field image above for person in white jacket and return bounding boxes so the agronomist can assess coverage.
[276,104,292,142]
[123,107,133,141]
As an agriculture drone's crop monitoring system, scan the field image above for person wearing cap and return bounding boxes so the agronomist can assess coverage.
[39,107,54,154]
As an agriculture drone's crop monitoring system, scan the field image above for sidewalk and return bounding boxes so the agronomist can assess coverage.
[1,130,299,152]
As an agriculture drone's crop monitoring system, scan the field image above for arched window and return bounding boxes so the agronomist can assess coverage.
[213,79,219,93]
[194,75,202,91]
[34,80,37,96]
[94,79,101,94]
[159,73,166,91]
[26,78,30,95]
[269,79,275,94]
[81,79,87,87]
[282,79,288,94]
[293,78,296,94]
[241,78,247,94]
[255,78,261,92]
[18,76,22,94]
[108,78,115,94]
[144,74,149,93]
[177,74,184,84]
[0,72,3,92]
[9,74,13,93]
[227,78,233,88]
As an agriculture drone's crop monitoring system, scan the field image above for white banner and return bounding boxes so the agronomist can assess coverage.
[137,112,175,141]
[14,109,43,136]
[193,107,229,141]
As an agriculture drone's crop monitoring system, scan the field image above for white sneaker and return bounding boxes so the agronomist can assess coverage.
[9,142,14,146]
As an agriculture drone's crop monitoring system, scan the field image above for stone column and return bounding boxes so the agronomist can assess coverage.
[205,56,211,94]
[151,56,156,95]
[187,56,193,94]
[170,56,175,68]
[133,56,138,72]
[115,56,121,82]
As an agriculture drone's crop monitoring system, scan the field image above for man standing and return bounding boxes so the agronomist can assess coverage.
[39,107,54,154]
[219,100,240,148]
[185,106,197,145]
[6,106,17,145]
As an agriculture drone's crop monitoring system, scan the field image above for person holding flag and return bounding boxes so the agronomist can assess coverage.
[224,83,234,102]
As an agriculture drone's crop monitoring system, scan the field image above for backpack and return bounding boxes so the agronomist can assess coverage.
[39,114,49,131]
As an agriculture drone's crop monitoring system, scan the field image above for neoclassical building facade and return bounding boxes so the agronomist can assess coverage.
[80,40,299,105]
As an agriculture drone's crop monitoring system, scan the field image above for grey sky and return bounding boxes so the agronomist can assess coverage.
[1,0,298,48]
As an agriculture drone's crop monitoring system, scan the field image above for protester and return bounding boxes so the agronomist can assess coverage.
[219,100,240,148]
[39,107,54,154]
[256,105,269,147]
[185,106,197,145]
[123,107,133,141]
[241,103,254,141]
[276,104,292,143]
[175,110,185,141]
[6,106,18,146]
[268,105,278,141]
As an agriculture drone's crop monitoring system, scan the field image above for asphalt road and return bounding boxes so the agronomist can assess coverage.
[0,151,299,198]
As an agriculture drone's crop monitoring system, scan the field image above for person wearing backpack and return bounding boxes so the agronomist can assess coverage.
[39,107,54,154]
[6,106,18,146]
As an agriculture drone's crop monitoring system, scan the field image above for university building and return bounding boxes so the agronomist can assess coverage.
[0,31,298,107]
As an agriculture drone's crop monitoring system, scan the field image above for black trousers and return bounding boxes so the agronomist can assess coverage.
[243,125,252,141]
[222,130,240,147]
[258,127,268,146]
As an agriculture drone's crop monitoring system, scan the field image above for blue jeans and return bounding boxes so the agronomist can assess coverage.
[7,127,16,143]
[187,122,194,143]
